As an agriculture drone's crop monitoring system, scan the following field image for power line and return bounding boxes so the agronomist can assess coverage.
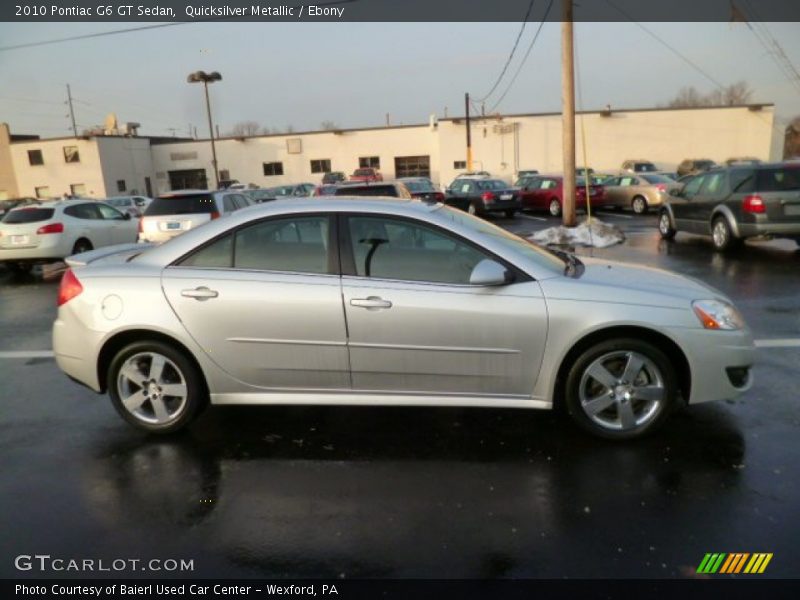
[489,0,554,113]
[473,0,536,104]
[604,0,726,92]
[0,23,192,52]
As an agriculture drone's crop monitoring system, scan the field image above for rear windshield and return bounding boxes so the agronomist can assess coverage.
[475,180,507,190]
[404,180,435,192]
[335,185,397,197]
[757,167,800,192]
[641,174,673,184]
[636,163,658,172]
[145,194,216,216]
[2,208,55,223]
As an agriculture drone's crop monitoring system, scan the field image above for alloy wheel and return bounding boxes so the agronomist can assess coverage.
[549,199,561,217]
[578,350,665,432]
[116,352,188,425]
[712,219,729,249]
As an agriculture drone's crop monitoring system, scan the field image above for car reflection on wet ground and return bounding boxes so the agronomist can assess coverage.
[0,219,798,578]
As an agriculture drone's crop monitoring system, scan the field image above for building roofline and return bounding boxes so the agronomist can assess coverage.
[10,134,192,145]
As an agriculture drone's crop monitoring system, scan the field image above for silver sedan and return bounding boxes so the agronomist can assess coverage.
[52,198,755,440]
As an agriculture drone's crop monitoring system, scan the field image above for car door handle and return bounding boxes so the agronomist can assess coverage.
[350,297,392,309]
[181,287,218,300]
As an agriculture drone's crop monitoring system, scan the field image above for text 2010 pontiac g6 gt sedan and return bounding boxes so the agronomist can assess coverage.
[53,198,755,439]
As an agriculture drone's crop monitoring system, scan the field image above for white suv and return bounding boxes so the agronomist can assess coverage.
[138,190,252,244]
[0,199,137,272]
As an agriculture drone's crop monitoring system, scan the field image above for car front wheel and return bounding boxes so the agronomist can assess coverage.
[549,198,562,217]
[108,340,207,434]
[565,338,677,440]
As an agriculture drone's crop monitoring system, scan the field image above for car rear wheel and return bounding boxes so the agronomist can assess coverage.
[467,203,478,216]
[565,338,677,440]
[658,211,676,240]
[632,196,648,215]
[504,209,516,219]
[108,340,207,434]
[72,239,93,254]
[7,263,33,274]
[711,216,736,251]
[549,198,562,217]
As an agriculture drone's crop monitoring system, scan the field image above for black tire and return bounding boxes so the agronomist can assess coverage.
[504,209,517,219]
[711,216,737,252]
[658,211,676,240]
[549,198,562,217]
[632,195,648,215]
[72,239,93,254]
[564,338,677,440]
[107,340,207,434]
[467,202,480,217]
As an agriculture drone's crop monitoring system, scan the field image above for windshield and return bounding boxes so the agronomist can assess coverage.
[435,205,567,274]
[145,194,216,216]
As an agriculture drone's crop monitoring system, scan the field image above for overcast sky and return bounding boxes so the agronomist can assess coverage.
[0,21,797,139]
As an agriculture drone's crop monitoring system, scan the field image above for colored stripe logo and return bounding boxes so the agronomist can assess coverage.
[697,553,773,574]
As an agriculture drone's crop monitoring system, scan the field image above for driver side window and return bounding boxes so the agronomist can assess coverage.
[682,175,705,199]
[347,216,490,284]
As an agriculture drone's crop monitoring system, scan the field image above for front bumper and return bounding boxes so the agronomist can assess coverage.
[671,327,755,404]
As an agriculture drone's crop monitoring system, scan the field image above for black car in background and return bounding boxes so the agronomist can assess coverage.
[322,171,346,184]
[659,162,800,251]
[446,178,520,218]
[397,178,445,203]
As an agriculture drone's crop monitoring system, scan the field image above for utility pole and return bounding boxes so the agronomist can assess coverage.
[66,84,77,137]
[465,92,473,171]
[561,0,577,227]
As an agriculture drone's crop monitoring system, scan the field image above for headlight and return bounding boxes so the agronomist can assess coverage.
[692,299,745,330]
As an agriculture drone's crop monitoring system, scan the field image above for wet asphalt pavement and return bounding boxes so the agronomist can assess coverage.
[1,211,799,579]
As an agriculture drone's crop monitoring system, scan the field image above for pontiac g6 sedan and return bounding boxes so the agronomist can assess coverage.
[53,198,755,440]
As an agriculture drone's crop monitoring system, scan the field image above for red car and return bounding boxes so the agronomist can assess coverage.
[517,175,604,217]
[350,167,383,182]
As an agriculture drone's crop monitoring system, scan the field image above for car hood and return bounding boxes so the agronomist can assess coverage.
[538,256,729,308]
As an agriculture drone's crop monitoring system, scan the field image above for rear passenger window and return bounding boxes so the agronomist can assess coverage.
[234,216,330,274]
[64,204,100,219]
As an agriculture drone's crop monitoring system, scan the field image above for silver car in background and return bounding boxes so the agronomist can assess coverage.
[53,198,755,440]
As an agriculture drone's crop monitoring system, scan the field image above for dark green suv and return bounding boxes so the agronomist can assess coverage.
[658,163,800,251]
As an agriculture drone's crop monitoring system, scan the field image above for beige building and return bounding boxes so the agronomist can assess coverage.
[3,104,776,199]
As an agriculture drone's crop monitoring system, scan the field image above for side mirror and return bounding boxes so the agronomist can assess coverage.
[470,259,513,286]
[123,212,131,220]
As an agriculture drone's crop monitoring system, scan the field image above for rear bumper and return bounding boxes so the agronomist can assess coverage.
[737,222,800,238]
[670,327,755,404]
[53,313,103,392]
[0,242,67,262]
[483,199,521,213]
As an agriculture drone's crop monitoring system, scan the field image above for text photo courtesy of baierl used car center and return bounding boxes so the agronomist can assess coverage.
[1,1,800,596]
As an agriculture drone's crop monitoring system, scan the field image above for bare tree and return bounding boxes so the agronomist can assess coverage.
[229,121,262,136]
[667,81,754,108]
[785,116,800,159]
[320,120,339,130]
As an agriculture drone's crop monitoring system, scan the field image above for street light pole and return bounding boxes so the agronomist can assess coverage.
[202,80,219,189]
[188,70,222,189]
[561,1,577,227]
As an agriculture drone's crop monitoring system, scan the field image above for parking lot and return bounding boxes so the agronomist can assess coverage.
[1,213,798,579]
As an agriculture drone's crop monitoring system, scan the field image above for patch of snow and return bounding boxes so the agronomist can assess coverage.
[529,218,625,249]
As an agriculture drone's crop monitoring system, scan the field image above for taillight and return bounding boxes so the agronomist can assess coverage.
[655,184,667,192]
[57,269,83,306]
[36,222,64,234]
[210,211,220,219]
[481,192,495,202]
[434,192,445,202]
[742,194,765,214]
